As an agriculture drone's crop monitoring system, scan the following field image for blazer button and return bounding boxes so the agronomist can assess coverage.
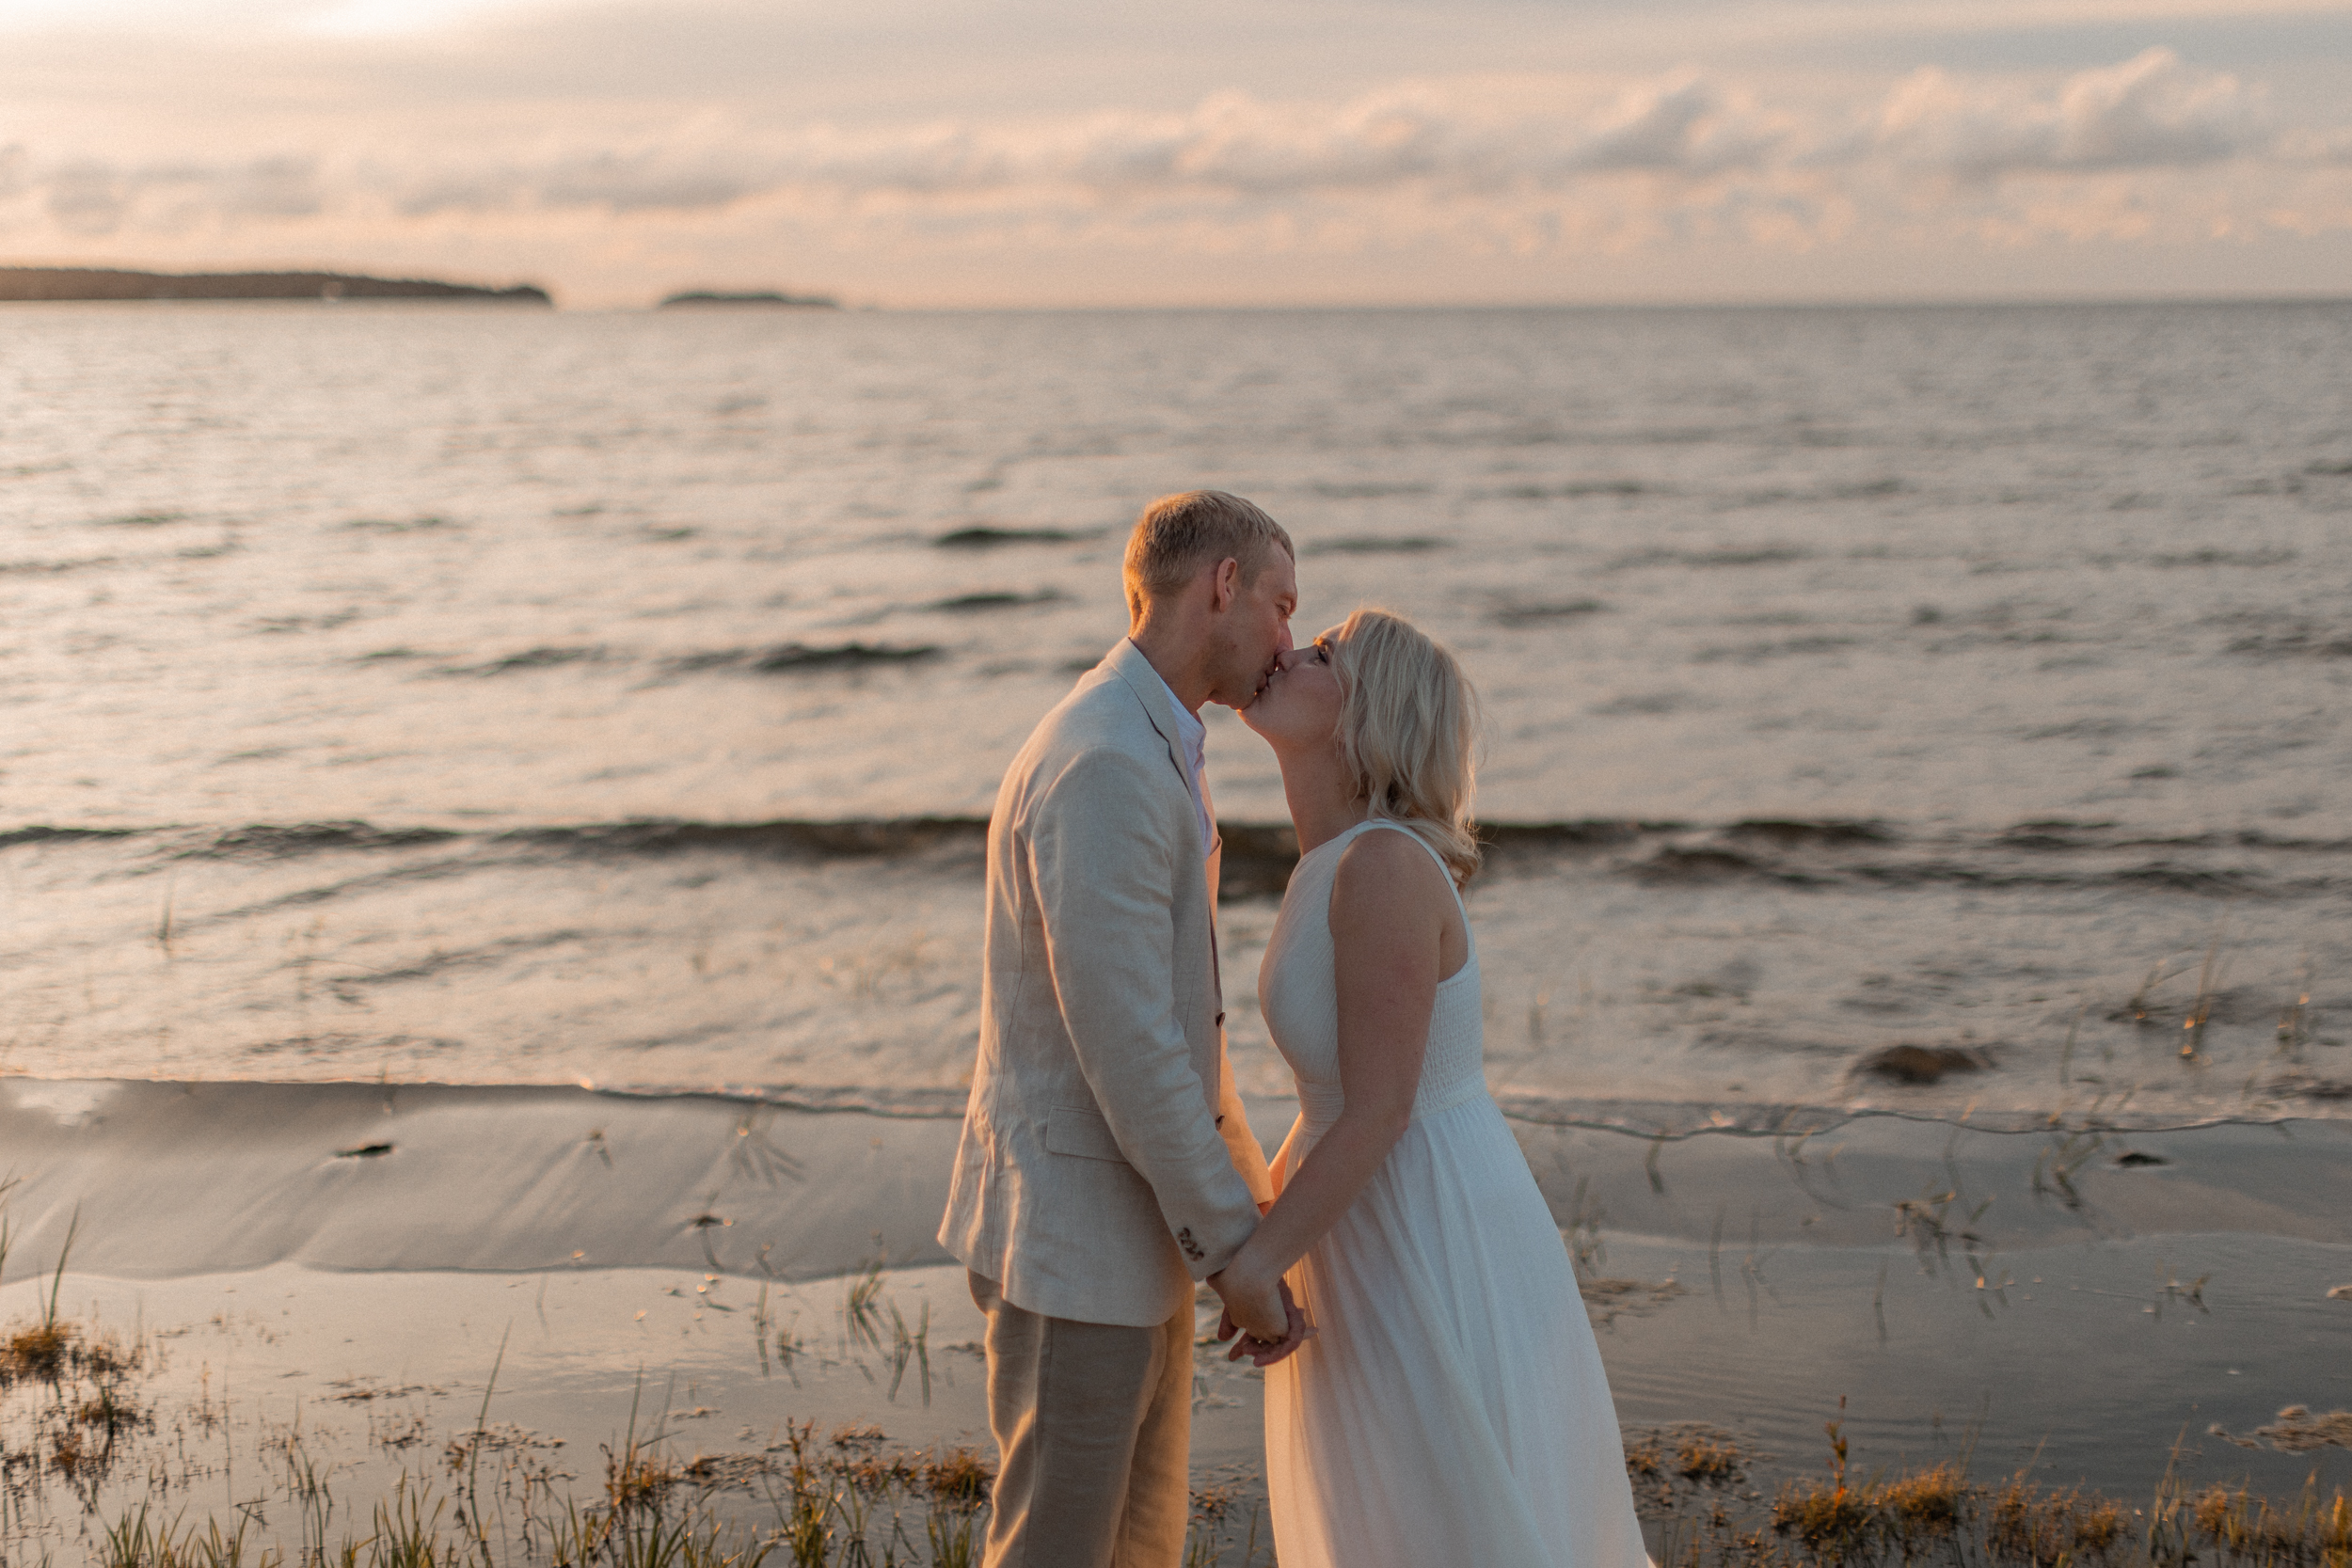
[1215,1011,1226,1027]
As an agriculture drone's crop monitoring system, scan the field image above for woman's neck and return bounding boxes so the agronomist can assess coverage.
[1278,739,1368,855]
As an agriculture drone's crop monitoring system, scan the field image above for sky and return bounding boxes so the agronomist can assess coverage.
[1,0,2347,307]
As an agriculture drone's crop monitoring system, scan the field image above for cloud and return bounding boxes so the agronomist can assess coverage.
[28,154,324,236]
[2276,125,2352,166]
[1874,48,2265,177]
[358,76,1786,219]
[1568,73,1775,175]
[1,50,2344,297]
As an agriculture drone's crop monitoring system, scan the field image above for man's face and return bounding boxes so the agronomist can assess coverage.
[1211,549,1297,709]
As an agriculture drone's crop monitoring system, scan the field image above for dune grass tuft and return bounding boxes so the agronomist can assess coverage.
[1632,1421,2351,1568]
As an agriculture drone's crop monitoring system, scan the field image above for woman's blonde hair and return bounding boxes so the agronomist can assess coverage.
[1325,608,1483,886]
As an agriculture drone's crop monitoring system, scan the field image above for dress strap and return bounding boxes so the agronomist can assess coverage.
[1343,819,1475,959]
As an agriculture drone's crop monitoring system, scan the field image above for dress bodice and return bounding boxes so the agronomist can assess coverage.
[1258,819,1486,1136]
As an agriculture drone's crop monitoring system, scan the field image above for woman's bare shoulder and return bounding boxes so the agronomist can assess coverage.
[1329,826,1454,923]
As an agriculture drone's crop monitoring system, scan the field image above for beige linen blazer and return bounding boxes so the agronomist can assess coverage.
[938,639,1275,1327]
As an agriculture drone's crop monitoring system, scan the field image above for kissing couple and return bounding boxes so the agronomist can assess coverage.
[940,491,1652,1567]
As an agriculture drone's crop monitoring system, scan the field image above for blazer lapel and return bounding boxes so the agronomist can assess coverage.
[1106,640,1199,801]
[1105,641,1222,1003]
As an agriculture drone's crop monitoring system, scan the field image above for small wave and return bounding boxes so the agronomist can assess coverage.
[2306,459,2352,477]
[2022,717,2161,741]
[20,816,2349,897]
[1994,819,2117,849]
[1840,861,2288,896]
[660,643,945,674]
[339,515,454,533]
[1722,819,1894,847]
[339,929,591,987]
[1612,545,1810,569]
[0,555,116,576]
[1483,820,1673,851]
[0,825,140,849]
[1692,634,1859,663]
[1628,846,1830,886]
[1303,536,1447,556]
[1491,598,1606,627]
[2107,863,2276,895]
[1724,480,1905,507]
[926,591,1065,612]
[439,645,608,675]
[171,822,463,859]
[252,610,360,635]
[499,817,990,861]
[1218,822,1303,899]
[1307,481,1433,499]
[753,642,942,672]
[2151,547,2296,568]
[1589,690,1696,717]
[93,511,187,528]
[1482,481,1646,500]
[2228,628,2352,660]
[932,525,1090,548]
[664,648,753,672]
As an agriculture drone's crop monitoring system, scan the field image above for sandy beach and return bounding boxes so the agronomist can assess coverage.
[5,1079,2347,1562]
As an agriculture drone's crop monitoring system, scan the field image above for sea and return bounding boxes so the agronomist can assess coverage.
[4,299,2349,1140]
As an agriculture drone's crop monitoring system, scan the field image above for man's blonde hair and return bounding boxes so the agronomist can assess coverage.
[1122,491,1294,622]
[1327,609,1483,886]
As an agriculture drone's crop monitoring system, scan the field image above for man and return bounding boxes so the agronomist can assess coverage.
[938,489,1311,1567]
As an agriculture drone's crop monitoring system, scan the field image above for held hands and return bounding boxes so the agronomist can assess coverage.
[1207,1266,1313,1368]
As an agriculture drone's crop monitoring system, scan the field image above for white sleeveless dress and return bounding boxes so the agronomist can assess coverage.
[1259,818,1652,1568]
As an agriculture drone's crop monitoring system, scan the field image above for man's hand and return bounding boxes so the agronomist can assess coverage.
[1208,1272,1313,1368]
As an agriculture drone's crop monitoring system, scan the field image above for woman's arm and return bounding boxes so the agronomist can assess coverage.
[1216,829,1454,1318]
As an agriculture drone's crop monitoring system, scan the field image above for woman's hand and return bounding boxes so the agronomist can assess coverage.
[1209,1266,1313,1366]
[1209,1259,1284,1339]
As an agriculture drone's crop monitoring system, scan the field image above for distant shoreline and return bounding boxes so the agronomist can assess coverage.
[659,288,840,309]
[0,266,551,304]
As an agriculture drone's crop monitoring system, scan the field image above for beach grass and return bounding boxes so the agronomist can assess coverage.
[13,1270,2348,1568]
[1634,1421,2352,1568]
[8,1168,2349,1568]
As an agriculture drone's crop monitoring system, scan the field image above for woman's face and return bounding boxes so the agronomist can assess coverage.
[1239,626,1344,748]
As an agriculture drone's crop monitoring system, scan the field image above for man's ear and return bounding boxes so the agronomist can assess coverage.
[1208,557,1242,612]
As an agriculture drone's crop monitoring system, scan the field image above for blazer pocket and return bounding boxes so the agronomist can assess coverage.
[1042,1104,1129,1164]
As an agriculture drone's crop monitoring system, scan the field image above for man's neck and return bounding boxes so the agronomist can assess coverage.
[1129,623,1211,714]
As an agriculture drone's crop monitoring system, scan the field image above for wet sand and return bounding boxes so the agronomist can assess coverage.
[3,1079,2348,1559]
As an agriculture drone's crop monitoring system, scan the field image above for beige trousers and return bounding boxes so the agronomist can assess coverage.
[969,1272,1193,1568]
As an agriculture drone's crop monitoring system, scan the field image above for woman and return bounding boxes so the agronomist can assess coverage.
[1223,608,1652,1565]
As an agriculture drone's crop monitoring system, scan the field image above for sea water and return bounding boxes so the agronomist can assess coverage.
[4,300,2348,1135]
